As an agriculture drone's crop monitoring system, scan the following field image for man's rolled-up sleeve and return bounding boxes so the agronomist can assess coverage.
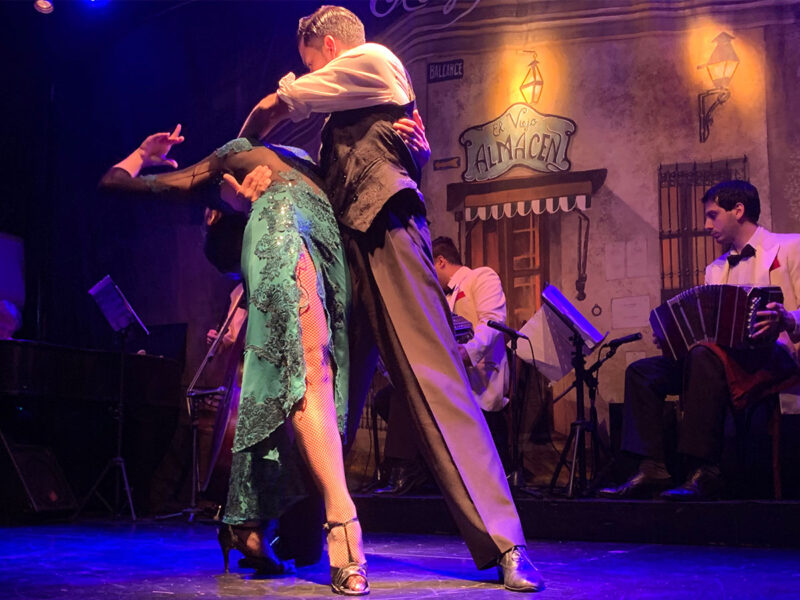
[276,47,410,122]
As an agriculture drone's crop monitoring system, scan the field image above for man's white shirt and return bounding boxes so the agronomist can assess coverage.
[277,43,414,122]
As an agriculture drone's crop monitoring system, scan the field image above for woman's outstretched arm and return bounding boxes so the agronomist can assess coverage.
[98,124,222,202]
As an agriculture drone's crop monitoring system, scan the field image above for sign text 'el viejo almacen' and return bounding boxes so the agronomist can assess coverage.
[459,103,576,182]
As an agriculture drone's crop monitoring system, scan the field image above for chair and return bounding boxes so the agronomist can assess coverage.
[728,394,782,500]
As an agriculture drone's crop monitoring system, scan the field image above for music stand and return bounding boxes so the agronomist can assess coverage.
[75,275,148,520]
[529,285,606,498]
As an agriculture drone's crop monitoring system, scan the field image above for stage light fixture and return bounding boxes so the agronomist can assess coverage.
[697,32,740,143]
[34,0,54,14]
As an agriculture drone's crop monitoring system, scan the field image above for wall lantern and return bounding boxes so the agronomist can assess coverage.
[520,50,544,105]
[697,32,739,143]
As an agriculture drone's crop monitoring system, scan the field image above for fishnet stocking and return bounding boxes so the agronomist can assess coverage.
[291,246,365,568]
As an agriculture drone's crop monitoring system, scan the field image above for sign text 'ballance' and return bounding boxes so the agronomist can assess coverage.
[427,59,464,83]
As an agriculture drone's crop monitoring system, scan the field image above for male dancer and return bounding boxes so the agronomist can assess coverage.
[239,5,542,591]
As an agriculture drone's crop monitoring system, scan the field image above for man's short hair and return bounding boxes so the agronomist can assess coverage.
[701,180,760,224]
[297,5,366,48]
[432,236,463,266]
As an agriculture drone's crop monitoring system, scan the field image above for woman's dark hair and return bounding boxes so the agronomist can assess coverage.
[204,213,247,275]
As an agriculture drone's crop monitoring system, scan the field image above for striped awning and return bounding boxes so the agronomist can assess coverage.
[448,169,606,223]
[463,194,590,222]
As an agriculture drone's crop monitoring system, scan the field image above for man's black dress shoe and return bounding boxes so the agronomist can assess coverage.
[359,463,390,493]
[372,462,429,496]
[497,546,545,592]
[596,470,673,499]
[660,465,723,501]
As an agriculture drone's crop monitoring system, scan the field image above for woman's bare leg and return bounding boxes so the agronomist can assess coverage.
[291,246,365,572]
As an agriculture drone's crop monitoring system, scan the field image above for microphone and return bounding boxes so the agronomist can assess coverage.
[606,332,642,348]
[487,320,529,340]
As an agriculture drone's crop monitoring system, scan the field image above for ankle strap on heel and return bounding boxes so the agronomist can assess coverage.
[323,517,358,533]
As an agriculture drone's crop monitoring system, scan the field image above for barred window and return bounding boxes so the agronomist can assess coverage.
[658,157,748,302]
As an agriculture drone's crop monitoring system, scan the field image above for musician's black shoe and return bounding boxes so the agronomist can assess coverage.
[596,470,673,499]
[359,462,390,493]
[372,461,430,496]
[660,465,723,501]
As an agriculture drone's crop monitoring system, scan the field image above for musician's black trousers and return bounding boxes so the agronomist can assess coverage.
[621,347,729,464]
[379,386,512,472]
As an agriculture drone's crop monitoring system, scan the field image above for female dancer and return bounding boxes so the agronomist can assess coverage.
[100,126,366,595]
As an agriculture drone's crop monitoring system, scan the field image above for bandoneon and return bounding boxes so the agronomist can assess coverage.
[650,284,783,361]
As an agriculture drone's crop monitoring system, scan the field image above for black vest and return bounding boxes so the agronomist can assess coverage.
[319,103,421,232]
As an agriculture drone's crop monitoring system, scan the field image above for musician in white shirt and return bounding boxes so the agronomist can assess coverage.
[599,180,800,500]
[434,236,511,415]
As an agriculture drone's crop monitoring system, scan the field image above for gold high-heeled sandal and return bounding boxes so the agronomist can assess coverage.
[324,517,369,596]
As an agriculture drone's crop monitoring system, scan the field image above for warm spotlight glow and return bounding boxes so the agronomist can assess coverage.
[520,51,544,104]
[34,0,53,14]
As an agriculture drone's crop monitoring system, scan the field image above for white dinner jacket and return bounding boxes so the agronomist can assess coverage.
[448,266,510,412]
[705,228,800,413]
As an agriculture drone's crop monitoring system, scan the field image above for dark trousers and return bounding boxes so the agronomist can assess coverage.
[622,346,729,464]
[622,343,795,465]
[381,390,511,472]
[342,194,524,569]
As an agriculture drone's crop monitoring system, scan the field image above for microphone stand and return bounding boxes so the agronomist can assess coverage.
[488,322,540,496]
[506,334,525,489]
[549,336,638,497]
[548,329,591,498]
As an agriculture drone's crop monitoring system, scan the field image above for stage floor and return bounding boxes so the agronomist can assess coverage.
[1,520,799,599]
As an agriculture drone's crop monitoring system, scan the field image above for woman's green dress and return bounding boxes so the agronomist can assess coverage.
[99,138,350,522]
[222,141,350,523]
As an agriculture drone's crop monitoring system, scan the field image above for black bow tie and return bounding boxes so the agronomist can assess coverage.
[727,244,756,267]
[443,286,454,296]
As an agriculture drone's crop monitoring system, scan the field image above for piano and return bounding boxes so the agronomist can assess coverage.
[0,338,182,406]
[0,339,183,515]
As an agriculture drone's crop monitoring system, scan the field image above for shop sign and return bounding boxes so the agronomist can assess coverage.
[370,0,481,29]
[459,103,576,182]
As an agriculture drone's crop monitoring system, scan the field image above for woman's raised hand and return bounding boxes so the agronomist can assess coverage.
[138,124,185,169]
